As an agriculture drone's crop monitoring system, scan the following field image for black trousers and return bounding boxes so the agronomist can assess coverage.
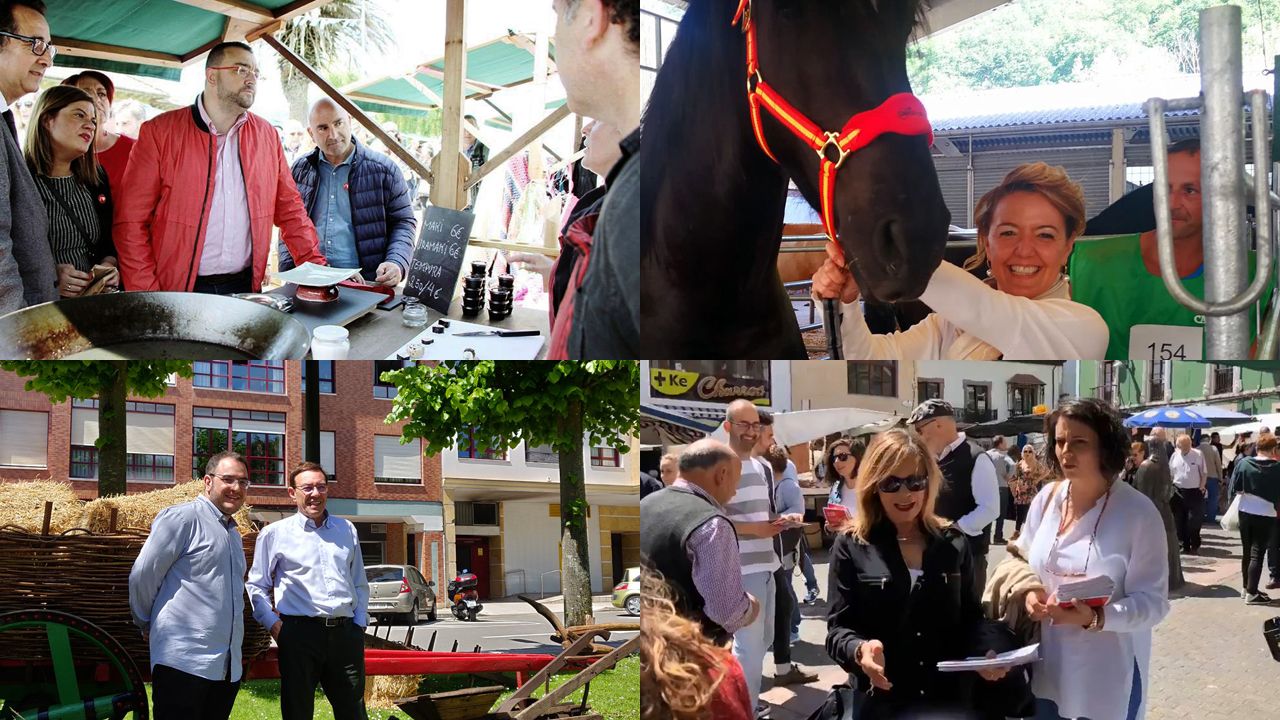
[1268,516,1280,583]
[1013,504,1031,534]
[193,267,252,295]
[1240,511,1274,594]
[151,664,239,720]
[278,616,369,720]
[993,487,1012,541]
[771,565,795,665]
[1171,487,1205,550]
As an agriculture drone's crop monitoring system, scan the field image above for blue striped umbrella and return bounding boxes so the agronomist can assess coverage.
[1123,406,1212,429]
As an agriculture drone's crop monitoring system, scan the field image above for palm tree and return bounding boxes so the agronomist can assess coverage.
[275,0,394,123]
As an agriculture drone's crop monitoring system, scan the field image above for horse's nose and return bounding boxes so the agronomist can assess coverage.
[872,216,911,276]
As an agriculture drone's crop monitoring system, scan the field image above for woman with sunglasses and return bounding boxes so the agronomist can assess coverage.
[826,429,1010,719]
[1008,444,1050,541]
[1016,398,1169,720]
[825,436,866,507]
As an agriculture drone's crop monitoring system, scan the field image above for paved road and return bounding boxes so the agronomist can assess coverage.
[363,597,638,656]
[761,519,1280,719]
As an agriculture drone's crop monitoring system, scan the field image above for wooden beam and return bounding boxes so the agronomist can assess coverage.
[222,17,260,42]
[260,32,431,182]
[466,105,571,190]
[436,0,467,210]
[172,0,273,22]
[415,65,502,94]
[54,38,183,67]
[502,32,557,75]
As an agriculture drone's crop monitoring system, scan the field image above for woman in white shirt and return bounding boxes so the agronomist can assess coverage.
[812,162,1108,360]
[1016,398,1169,720]
[1226,432,1280,604]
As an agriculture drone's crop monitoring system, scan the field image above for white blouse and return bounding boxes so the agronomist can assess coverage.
[839,261,1109,360]
[1014,480,1170,720]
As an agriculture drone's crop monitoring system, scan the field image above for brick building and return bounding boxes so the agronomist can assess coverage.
[0,361,447,586]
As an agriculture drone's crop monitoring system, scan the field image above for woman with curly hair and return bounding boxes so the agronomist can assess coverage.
[641,569,751,720]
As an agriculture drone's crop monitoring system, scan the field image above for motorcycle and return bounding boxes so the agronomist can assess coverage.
[448,570,483,621]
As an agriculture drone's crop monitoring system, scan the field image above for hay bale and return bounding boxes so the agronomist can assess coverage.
[0,480,85,533]
[80,480,253,533]
[366,674,425,709]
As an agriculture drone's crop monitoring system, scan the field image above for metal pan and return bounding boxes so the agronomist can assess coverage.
[0,292,311,359]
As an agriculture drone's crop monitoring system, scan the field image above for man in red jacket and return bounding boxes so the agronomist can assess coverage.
[115,41,327,294]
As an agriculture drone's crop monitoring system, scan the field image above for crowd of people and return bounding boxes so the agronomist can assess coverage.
[810,139,1264,361]
[640,395,1207,720]
[0,0,640,359]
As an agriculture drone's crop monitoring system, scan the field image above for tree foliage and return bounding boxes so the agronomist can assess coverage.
[909,0,1280,93]
[0,362,193,497]
[274,0,394,123]
[384,361,639,625]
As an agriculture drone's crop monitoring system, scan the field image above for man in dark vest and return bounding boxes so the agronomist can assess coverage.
[641,438,760,645]
[909,399,1000,588]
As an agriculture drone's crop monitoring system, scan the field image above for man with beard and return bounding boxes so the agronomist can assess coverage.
[115,41,326,294]
[129,452,251,720]
[247,462,369,720]
[284,98,415,287]
[1070,138,1274,359]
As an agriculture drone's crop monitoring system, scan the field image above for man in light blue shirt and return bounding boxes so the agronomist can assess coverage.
[129,451,249,720]
[247,461,370,720]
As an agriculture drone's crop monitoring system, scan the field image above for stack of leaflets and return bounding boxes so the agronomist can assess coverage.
[937,644,1040,672]
[1054,576,1115,608]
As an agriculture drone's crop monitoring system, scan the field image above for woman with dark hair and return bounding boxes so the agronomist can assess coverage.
[825,436,866,507]
[1015,398,1169,720]
[1227,432,1280,604]
[24,85,118,297]
[826,429,1010,719]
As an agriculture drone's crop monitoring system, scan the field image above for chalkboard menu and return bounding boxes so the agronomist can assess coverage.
[404,205,476,314]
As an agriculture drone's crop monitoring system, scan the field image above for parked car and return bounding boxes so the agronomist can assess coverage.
[366,564,437,625]
[611,566,640,616]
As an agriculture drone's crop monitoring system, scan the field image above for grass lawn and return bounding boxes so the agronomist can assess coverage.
[141,655,639,720]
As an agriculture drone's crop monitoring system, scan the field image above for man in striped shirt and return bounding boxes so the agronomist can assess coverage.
[723,399,785,717]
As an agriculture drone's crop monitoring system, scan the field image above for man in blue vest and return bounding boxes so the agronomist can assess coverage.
[284,98,416,287]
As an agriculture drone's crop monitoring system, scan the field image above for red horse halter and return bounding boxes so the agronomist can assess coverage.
[732,0,934,259]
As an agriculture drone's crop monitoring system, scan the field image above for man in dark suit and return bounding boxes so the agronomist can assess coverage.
[0,0,56,314]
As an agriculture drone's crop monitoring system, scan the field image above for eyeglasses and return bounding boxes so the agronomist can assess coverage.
[210,473,251,488]
[833,452,854,462]
[730,421,763,432]
[209,64,261,80]
[1045,484,1112,578]
[295,484,328,495]
[876,474,928,494]
[0,31,56,59]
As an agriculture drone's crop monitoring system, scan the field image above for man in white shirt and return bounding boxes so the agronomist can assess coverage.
[910,399,1000,588]
[986,435,1016,544]
[247,462,370,720]
[1169,434,1207,554]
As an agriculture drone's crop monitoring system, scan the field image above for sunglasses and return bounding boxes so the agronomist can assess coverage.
[834,452,854,462]
[877,474,928,494]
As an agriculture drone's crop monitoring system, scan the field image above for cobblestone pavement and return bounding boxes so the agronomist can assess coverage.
[760,521,1280,719]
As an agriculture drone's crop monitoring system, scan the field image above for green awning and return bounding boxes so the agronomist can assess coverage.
[46,0,320,81]
[342,34,558,113]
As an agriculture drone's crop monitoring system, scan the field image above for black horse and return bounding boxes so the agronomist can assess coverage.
[641,0,951,358]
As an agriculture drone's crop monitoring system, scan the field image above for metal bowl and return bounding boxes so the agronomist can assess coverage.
[0,292,312,359]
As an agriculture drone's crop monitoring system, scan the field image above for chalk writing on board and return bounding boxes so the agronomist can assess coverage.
[404,205,476,314]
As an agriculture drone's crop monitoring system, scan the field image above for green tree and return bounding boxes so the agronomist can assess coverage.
[384,361,640,626]
[274,0,393,123]
[0,362,193,497]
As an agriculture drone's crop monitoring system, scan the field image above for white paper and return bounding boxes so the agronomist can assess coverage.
[1054,576,1115,605]
[936,643,1040,672]
[386,318,544,360]
[274,262,362,287]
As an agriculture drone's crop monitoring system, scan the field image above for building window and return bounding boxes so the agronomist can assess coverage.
[70,445,96,478]
[963,383,994,423]
[918,380,943,404]
[1212,365,1234,395]
[70,401,175,481]
[1008,385,1042,416]
[591,446,622,468]
[192,419,285,487]
[301,361,336,394]
[374,436,422,484]
[68,446,174,482]
[296,429,337,482]
[848,361,897,397]
[1100,362,1117,405]
[456,501,499,526]
[458,427,507,460]
[192,361,285,394]
[1149,362,1166,403]
[373,360,408,399]
[527,444,559,464]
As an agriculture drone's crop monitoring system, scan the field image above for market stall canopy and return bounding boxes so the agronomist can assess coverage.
[1177,405,1256,424]
[1124,406,1211,429]
[710,408,898,448]
[964,413,1050,439]
[1210,412,1280,442]
[640,404,720,447]
[46,0,332,81]
[340,33,565,119]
